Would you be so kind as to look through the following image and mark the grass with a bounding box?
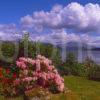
[0,76,100,100]
[64,76,100,100]
[51,76,100,100]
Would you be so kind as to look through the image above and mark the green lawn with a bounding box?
[64,76,100,100]
[0,76,100,100]
[51,76,100,100]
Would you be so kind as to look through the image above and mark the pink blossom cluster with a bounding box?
[15,55,64,92]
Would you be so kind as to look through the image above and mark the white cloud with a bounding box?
[0,24,16,33]
[0,2,100,47]
[0,24,22,41]
[21,2,100,33]
[21,15,34,28]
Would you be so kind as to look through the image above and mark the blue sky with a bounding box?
[0,0,99,24]
[0,0,100,47]
[0,0,66,24]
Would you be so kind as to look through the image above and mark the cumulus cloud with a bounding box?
[0,2,100,47]
[21,15,34,28]
[21,2,100,33]
[0,24,22,41]
[0,24,16,33]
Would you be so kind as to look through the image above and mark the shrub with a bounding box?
[15,55,64,94]
[88,64,100,81]
[59,53,87,77]
[71,63,87,76]
[84,58,100,81]
[0,55,65,97]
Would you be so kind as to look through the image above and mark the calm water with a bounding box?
[66,50,100,64]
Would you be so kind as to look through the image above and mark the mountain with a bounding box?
[56,42,89,51]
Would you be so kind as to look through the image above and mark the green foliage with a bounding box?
[0,42,15,58]
[0,42,15,57]
[0,41,17,66]
[0,39,61,68]
[59,53,87,77]
[84,58,100,81]
[18,40,36,58]
[71,63,87,76]
[84,57,96,70]
[88,64,100,81]
[66,53,77,65]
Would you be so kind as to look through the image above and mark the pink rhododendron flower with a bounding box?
[58,83,64,92]
[16,55,64,92]
[35,60,41,71]
[19,57,27,62]
[16,61,27,69]
[22,77,34,82]
[27,58,35,65]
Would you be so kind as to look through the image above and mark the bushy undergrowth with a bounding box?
[59,53,87,77]
[88,65,100,81]
[84,58,100,81]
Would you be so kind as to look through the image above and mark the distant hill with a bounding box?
[56,42,89,51]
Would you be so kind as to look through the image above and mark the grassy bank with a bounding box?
[51,76,100,100]
[64,76,100,100]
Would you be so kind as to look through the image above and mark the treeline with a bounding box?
[0,40,61,67]
[0,37,100,81]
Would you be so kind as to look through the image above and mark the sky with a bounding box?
[0,0,100,47]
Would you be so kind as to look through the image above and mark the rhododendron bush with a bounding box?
[0,55,64,98]
[16,55,64,93]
